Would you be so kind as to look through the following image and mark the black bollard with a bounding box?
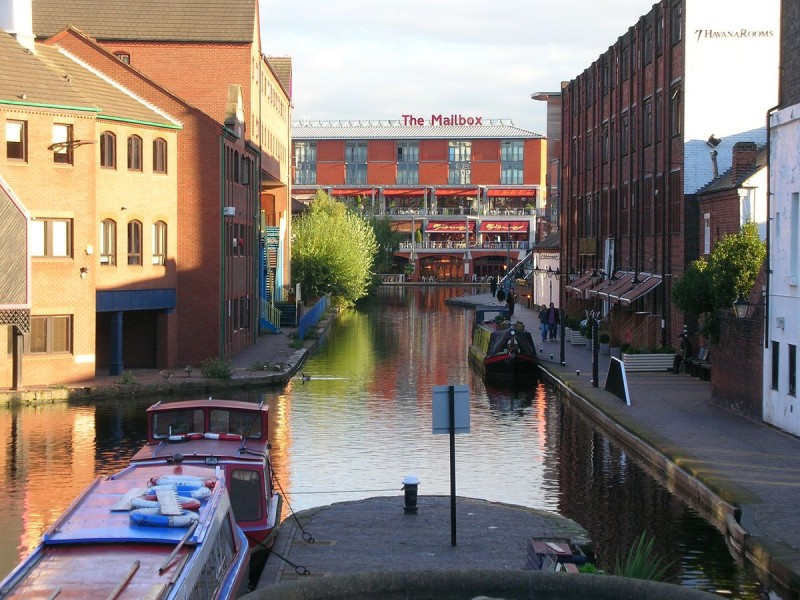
[402,475,419,514]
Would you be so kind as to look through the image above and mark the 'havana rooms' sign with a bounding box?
[402,114,483,126]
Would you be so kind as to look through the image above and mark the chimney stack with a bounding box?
[731,142,758,184]
[0,0,35,52]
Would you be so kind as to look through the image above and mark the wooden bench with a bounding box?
[686,347,711,381]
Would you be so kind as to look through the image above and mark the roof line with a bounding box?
[99,114,182,130]
[0,99,99,112]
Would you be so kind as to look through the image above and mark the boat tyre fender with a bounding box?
[148,475,216,489]
[132,495,202,511]
[203,432,242,441]
[147,484,212,501]
[167,432,204,442]
[130,507,199,528]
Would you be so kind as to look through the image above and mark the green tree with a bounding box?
[292,191,378,306]
[368,215,402,274]
[672,221,765,340]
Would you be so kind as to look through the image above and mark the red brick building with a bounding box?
[560,0,778,349]
[32,0,293,366]
[292,119,546,282]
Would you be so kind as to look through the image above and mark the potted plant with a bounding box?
[622,346,676,372]
[599,333,610,355]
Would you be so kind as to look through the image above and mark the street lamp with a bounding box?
[733,297,749,319]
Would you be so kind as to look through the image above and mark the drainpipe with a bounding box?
[220,133,226,360]
[765,103,779,350]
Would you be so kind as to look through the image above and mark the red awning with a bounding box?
[425,221,475,233]
[433,188,479,197]
[391,221,422,232]
[486,188,537,198]
[383,188,426,196]
[479,221,530,233]
[589,272,631,299]
[565,272,598,299]
[617,276,662,306]
[329,188,373,196]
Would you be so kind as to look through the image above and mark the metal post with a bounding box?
[592,318,599,387]
[560,308,566,366]
[448,385,457,546]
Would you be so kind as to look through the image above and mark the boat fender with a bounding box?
[148,475,216,489]
[203,432,242,441]
[167,432,204,442]
[147,484,212,501]
[132,495,202,511]
[130,507,199,528]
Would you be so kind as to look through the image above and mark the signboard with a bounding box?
[432,385,470,434]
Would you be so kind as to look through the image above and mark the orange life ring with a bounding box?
[203,432,242,441]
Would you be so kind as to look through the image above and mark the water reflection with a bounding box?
[0,286,776,598]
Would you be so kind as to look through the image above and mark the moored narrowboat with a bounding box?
[468,305,538,381]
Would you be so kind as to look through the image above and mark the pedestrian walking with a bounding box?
[547,302,560,341]
[490,275,497,298]
[673,332,693,374]
[496,286,506,303]
[538,304,548,342]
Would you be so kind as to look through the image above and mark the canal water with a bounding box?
[0,286,776,597]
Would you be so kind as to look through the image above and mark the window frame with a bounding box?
[52,123,74,165]
[153,138,167,174]
[6,120,27,161]
[28,315,72,354]
[127,220,143,266]
[31,218,72,258]
[127,135,143,171]
[152,220,167,265]
[100,131,116,169]
[100,218,117,265]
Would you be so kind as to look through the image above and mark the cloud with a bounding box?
[260,0,655,132]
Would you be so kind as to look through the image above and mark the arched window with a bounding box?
[153,138,167,174]
[127,220,142,265]
[100,219,116,265]
[152,220,167,265]
[127,135,142,171]
[100,131,116,168]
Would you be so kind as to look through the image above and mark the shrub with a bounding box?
[200,357,233,379]
[116,370,137,385]
[612,531,673,582]
[248,361,272,372]
[599,333,610,344]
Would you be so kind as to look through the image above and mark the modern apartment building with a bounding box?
[292,118,547,282]
[561,0,779,349]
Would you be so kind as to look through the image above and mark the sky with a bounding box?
[258,0,657,134]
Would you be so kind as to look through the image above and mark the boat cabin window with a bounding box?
[229,469,263,521]
[152,409,204,438]
[210,409,263,439]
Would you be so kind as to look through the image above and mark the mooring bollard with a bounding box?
[402,475,420,514]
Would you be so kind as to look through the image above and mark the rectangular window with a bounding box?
[100,219,116,265]
[31,218,71,257]
[669,171,682,233]
[704,214,711,254]
[790,344,797,397]
[643,98,653,147]
[448,141,471,184]
[294,142,317,185]
[28,315,72,354]
[621,45,629,81]
[345,141,367,185]
[127,220,142,266]
[396,141,419,185]
[670,86,682,137]
[6,120,26,161]
[630,106,637,153]
[656,13,664,55]
[772,341,780,390]
[671,2,682,45]
[601,126,610,164]
[644,26,653,65]
[152,221,167,265]
[500,140,523,184]
[52,124,73,164]
[655,92,663,143]
[153,138,167,174]
[620,113,629,156]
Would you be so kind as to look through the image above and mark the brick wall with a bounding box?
[781,0,800,107]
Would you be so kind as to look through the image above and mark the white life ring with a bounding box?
[203,432,242,441]
[148,475,216,489]
[167,432,204,442]
[147,484,212,501]
[132,495,202,511]
[130,507,199,528]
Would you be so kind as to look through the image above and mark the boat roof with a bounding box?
[130,438,267,463]
[147,398,267,413]
[44,463,224,546]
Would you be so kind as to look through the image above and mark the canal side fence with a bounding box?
[298,294,331,341]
